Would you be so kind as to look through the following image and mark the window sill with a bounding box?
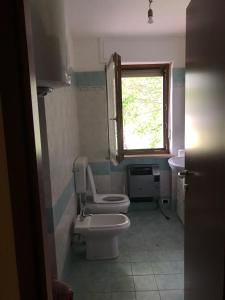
[124,153,172,159]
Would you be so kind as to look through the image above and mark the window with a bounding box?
[106,53,169,163]
[122,64,169,155]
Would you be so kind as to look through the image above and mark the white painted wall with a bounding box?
[73,38,103,71]
[101,37,185,67]
[71,36,185,71]
[171,83,185,155]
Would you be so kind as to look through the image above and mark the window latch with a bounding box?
[110,117,118,121]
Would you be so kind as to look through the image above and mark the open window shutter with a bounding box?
[106,53,124,163]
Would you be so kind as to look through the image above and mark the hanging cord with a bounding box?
[148,0,154,24]
[157,198,170,220]
[149,0,153,7]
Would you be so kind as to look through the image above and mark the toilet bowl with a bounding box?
[85,165,130,214]
[74,213,130,260]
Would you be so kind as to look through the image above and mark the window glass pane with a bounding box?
[122,76,164,150]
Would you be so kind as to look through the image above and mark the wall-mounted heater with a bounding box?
[127,164,160,202]
[31,0,71,89]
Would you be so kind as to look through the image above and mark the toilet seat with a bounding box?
[85,201,129,214]
[73,157,130,215]
[73,157,131,260]
[94,194,129,204]
[75,213,130,232]
[87,165,130,212]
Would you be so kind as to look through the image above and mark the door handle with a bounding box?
[110,117,117,121]
[178,169,194,179]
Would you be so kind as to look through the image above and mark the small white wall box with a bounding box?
[127,164,160,202]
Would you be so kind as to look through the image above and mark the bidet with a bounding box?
[74,213,130,260]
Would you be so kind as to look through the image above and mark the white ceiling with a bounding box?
[65,0,191,38]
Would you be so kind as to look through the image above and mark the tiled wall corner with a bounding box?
[76,87,109,161]
[173,68,185,87]
[55,195,76,277]
[42,86,80,278]
[110,171,127,194]
[93,174,111,194]
[90,159,171,199]
[160,170,171,199]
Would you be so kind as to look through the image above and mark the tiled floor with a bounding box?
[63,204,184,300]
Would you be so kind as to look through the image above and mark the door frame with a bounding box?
[1,0,54,299]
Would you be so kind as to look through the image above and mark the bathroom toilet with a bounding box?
[73,157,130,214]
[74,213,130,260]
[73,157,131,260]
[85,165,130,214]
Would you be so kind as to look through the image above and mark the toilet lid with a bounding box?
[102,196,125,202]
[87,165,97,195]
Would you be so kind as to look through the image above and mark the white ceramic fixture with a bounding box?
[74,213,130,260]
[168,155,185,224]
[168,156,185,173]
[73,157,130,214]
[86,165,130,214]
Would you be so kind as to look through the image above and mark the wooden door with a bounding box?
[185,1,225,299]
[0,1,54,299]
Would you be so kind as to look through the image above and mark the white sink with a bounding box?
[168,156,185,172]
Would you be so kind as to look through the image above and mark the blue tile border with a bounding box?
[71,69,185,88]
[110,158,170,172]
[89,161,111,175]
[89,158,170,175]
[52,176,75,229]
[71,69,184,88]
[173,68,185,85]
[71,71,106,88]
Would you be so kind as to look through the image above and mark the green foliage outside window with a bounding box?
[122,76,164,149]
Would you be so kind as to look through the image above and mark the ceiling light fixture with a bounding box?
[148,0,154,24]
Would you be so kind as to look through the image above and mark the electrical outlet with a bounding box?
[162,198,170,207]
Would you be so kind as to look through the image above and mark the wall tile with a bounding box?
[43,86,80,278]
[55,196,75,277]
[76,88,109,161]
[110,171,126,194]
[160,170,171,198]
[173,68,185,86]
[45,87,80,205]
[93,174,111,194]
[72,72,106,88]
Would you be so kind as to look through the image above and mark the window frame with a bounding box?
[121,63,170,156]
[106,53,124,163]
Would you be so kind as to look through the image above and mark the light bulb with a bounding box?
[148,8,153,24]
[148,15,153,24]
